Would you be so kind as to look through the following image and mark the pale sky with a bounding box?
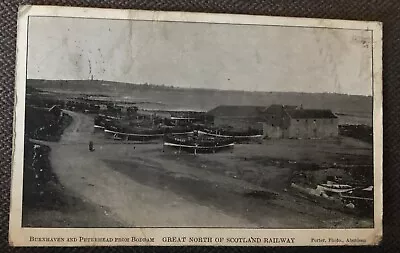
[27,16,373,96]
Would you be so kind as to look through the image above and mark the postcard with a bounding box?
[9,5,382,246]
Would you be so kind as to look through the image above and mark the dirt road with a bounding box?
[36,111,371,228]
[47,111,258,227]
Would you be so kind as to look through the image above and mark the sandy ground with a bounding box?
[28,111,373,228]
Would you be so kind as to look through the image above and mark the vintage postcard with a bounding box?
[9,5,382,246]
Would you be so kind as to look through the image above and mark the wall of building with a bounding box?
[262,124,290,138]
[262,106,292,138]
[263,106,291,129]
[288,118,339,139]
[213,117,263,131]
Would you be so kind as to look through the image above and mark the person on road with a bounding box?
[89,141,94,152]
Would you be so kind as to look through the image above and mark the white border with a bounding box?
[9,5,383,247]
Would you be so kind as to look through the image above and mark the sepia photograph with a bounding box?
[9,6,382,246]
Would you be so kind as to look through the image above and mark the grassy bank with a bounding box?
[22,107,70,226]
[25,106,73,142]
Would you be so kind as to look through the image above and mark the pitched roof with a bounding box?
[207,105,267,117]
[285,109,337,119]
[263,104,298,113]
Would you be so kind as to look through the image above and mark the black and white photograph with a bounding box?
[9,6,382,246]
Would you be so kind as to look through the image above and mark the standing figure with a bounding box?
[89,141,94,152]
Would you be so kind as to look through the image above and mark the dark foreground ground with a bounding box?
[22,112,122,227]
[22,111,373,228]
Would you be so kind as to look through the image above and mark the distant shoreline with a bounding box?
[26,79,373,98]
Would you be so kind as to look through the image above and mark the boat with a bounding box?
[316,182,355,194]
[163,133,235,153]
[94,124,105,130]
[93,115,119,131]
[340,186,374,211]
[103,126,194,141]
[197,129,262,142]
[104,128,166,141]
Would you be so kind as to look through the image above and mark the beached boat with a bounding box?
[103,125,194,141]
[163,133,234,153]
[94,124,105,130]
[316,182,355,194]
[104,128,165,141]
[340,186,374,211]
[94,114,120,130]
[197,129,262,142]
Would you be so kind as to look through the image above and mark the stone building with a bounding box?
[262,104,339,139]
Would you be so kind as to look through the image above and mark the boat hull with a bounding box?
[164,141,234,153]
[163,133,235,153]
[197,130,262,142]
[104,129,193,141]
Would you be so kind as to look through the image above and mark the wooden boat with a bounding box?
[94,115,118,130]
[197,129,262,142]
[104,127,193,141]
[163,133,234,153]
[94,124,105,130]
[340,186,374,208]
[104,128,165,141]
[317,183,355,194]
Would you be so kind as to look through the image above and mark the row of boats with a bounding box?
[97,127,238,153]
[94,117,262,153]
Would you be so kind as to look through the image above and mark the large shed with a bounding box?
[207,105,267,131]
